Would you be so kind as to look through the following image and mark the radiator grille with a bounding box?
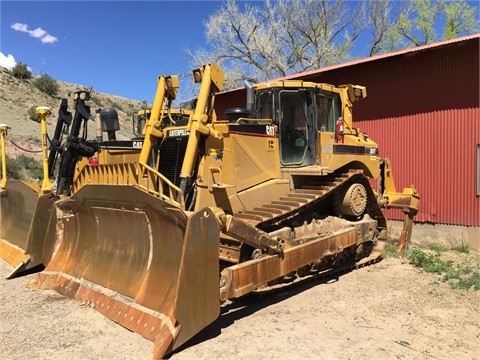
[158,137,193,206]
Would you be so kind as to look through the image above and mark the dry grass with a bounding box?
[0,67,144,160]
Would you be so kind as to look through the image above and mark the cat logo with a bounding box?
[132,141,143,149]
[266,125,275,136]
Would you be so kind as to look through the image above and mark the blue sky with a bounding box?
[1,1,479,104]
[1,0,223,102]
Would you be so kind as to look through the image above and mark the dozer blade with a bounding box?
[6,193,56,279]
[0,180,40,268]
[29,184,220,359]
[0,180,56,279]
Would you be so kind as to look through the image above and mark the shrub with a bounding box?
[15,154,43,180]
[1,155,43,181]
[5,155,22,179]
[28,106,39,122]
[409,249,453,274]
[454,243,470,254]
[33,73,59,97]
[409,248,480,291]
[11,62,32,79]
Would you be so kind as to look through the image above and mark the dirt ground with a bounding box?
[1,255,479,360]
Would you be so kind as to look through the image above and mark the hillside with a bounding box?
[0,67,145,161]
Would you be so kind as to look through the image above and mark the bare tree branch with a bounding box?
[185,0,479,90]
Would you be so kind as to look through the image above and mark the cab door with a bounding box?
[278,90,315,166]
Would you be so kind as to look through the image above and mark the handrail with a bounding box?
[234,117,273,125]
[71,160,185,209]
[137,161,185,208]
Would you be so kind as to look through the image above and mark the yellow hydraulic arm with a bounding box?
[138,75,179,165]
[35,106,53,194]
[179,64,224,193]
[0,123,10,189]
[1,107,53,193]
[0,107,57,277]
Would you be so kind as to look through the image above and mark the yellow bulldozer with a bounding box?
[0,109,58,276]
[0,84,196,279]
[8,64,418,359]
[1,93,149,278]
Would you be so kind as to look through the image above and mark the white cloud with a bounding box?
[40,34,58,44]
[0,52,16,70]
[11,23,28,32]
[11,22,58,44]
[30,27,47,39]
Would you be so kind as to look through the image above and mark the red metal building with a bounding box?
[214,34,480,227]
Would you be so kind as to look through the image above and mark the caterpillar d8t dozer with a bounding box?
[28,64,419,359]
[0,108,58,276]
[2,91,149,279]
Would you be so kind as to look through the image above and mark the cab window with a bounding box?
[316,94,341,132]
[256,91,274,120]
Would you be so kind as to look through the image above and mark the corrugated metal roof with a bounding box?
[280,33,480,81]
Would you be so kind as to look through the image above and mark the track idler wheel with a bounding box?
[337,183,367,218]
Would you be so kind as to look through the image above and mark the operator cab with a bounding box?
[255,86,341,166]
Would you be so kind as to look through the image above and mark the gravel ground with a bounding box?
[1,255,479,360]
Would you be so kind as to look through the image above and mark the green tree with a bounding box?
[395,0,442,46]
[366,0,413,56]
[396,0,478,46]
[441,0,479,40]
[11,62,32,80]
[33,73,59,97]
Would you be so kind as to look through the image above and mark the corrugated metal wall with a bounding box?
[356,107,479,225]
[351,40,480,226]
[215,38,480,226]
